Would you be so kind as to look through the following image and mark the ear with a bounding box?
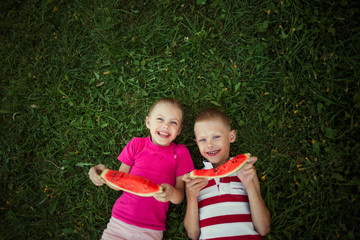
[145,116,150,129]
[229,130,236,143]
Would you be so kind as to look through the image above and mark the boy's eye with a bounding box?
[198,139,206,143]
[213,136,220,140]
[171,121,178,125]
[156,117,164,121]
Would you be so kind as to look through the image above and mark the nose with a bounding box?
[207,140,214,148]
[163,122,169,129]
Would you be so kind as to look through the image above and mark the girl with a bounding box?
[89,98,194,240]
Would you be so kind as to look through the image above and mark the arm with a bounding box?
[118,163,131,173]
[237,157,270,236]
[183,174,209,240]
[246,174,270,236]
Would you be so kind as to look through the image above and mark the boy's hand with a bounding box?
[154,183,174,202]
[236,156,258,187]
[88,164,106,186]
[182,174,208,198]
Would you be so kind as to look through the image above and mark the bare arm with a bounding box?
[183,174,208,240]
[237,157,270,236]
[118,163,131,173]
[246,175,270,235]
[183,185,201,239]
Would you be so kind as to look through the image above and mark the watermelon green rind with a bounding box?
[100,169,163,197]
[189,153,251,179]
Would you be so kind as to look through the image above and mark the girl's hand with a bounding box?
[236,156,258,188]
[88,164,106,186]
[154,184,174,202]
[182,174,208,198]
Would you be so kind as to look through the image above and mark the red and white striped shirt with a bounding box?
[198,161,262,240]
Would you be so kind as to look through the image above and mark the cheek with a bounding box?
[172,125,180,132]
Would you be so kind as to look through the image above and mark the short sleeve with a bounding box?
[117,138,137,167]
[174,145,194,177]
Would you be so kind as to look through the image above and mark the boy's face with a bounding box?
[194,119,236,168]
[146,102,182,146]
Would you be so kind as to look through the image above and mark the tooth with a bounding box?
[208,150,218,154]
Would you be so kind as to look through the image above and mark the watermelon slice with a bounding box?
[100,169,163,197]
[189,153,250,179]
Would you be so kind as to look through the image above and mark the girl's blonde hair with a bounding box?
[148,98,184,124]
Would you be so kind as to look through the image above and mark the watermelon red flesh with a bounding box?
[100,169,163,197]
[189,153,250,179]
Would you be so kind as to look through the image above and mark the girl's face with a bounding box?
[146,102,182,146]
[194,119,236,168]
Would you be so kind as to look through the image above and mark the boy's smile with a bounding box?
[207,150,220,157]
[194,119,236,168]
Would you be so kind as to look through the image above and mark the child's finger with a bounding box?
[154,191,166,199]
[243,166,256,175]
[94,176,105,186]
[187,178,208,192]
[154,184,172,202]
[98,176,106,185]
[154,194,167,202]
[198,179,209,189]
[182,173,191,182]
[187,178,207,186]
[88,167,106,186]
[243,162,254,171]
[247,156,258,164]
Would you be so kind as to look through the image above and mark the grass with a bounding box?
[1,0,359,239]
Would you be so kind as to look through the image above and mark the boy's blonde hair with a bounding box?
[148,98,184,124]
[194,107,231,131]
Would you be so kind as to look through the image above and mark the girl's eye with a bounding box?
[213,136,220,140]
[198,139,206,143]
[171,121,178,125]
[156,117,164,121]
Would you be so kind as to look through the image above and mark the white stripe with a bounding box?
[199,202,251,220]
[200,222,259,239]
[198,185,219,201]
[198,178,246,202]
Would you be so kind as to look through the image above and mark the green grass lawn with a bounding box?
[1,0,359,239]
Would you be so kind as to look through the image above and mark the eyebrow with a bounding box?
[155,114,180,122]
[195,132,206,139]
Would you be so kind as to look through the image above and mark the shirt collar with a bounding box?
[203,161,213,169]
[202,156,234,169]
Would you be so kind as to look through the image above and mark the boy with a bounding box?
[182,108,270,239]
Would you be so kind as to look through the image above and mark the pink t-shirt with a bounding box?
[111,137,194,231]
